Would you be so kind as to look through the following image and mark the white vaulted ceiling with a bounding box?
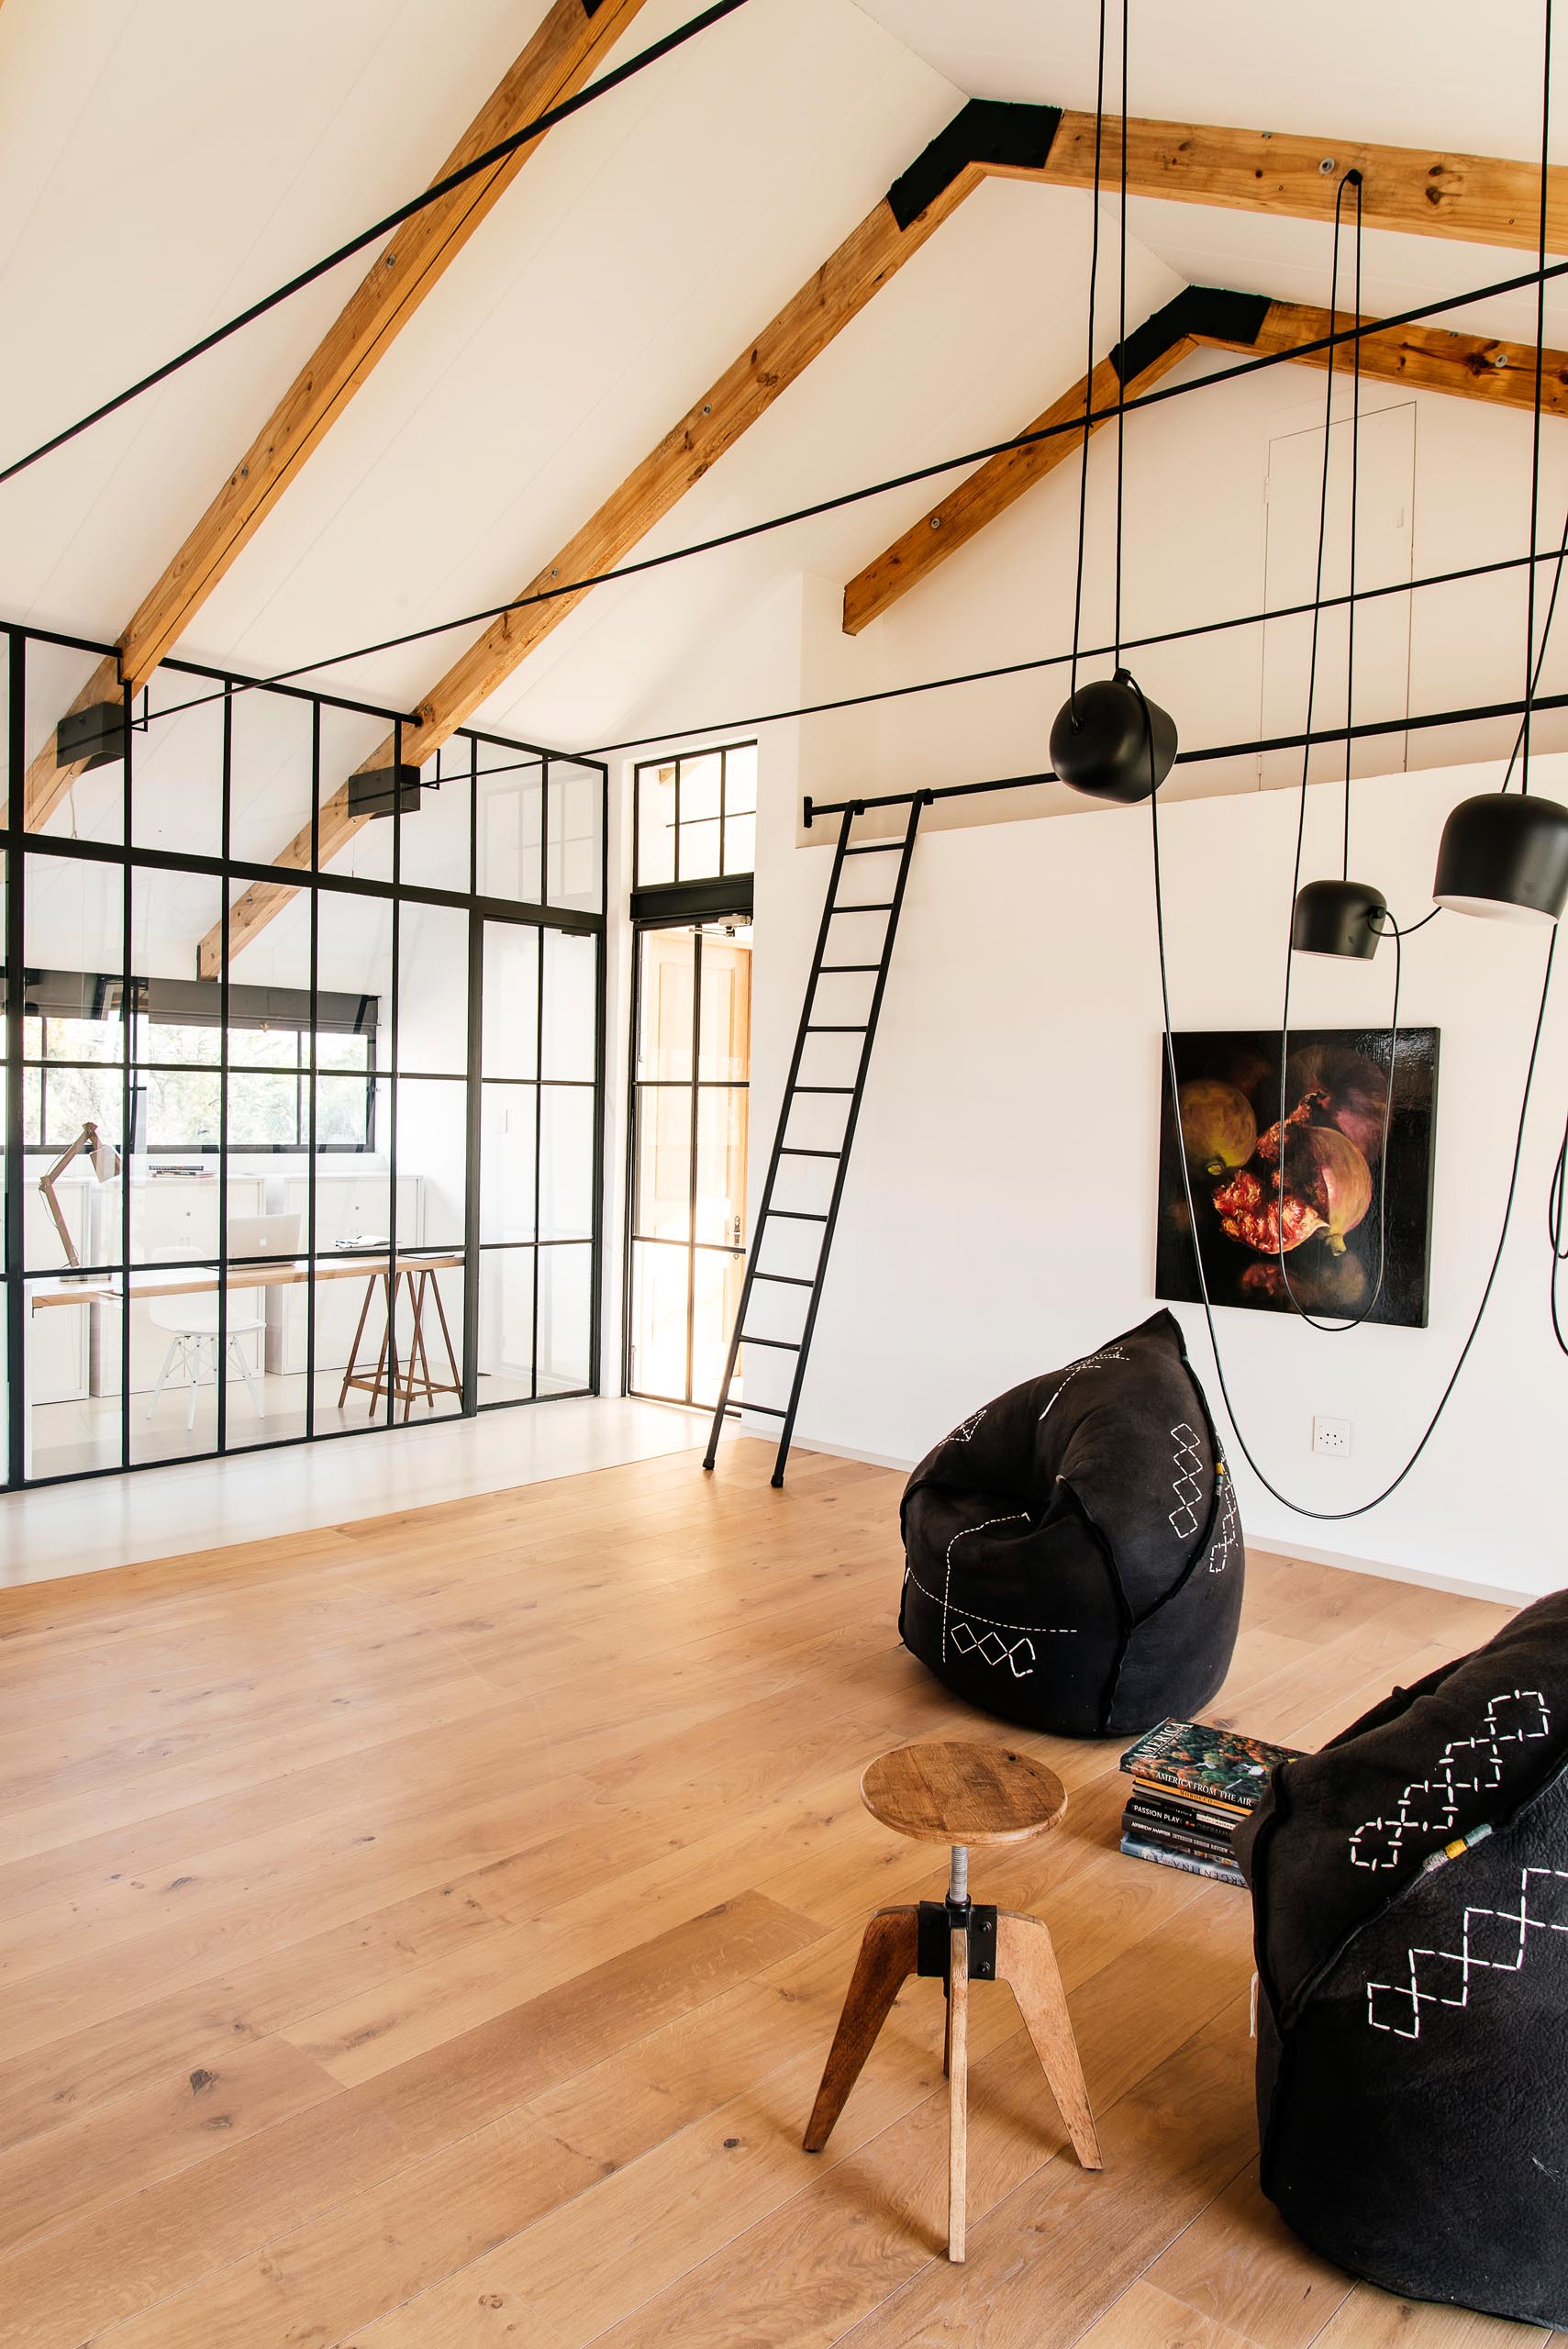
[0,0,1563,808]
[847,1,1550,159]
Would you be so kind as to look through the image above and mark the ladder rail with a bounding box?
[768,796,924,1485]
[701,805,857,1470]
[702,794,926,1485]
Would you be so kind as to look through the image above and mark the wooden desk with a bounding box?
[31,1253,465,1425]
[337,1262,462,1423]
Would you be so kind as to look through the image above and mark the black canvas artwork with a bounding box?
[1155,1028,1439,1329]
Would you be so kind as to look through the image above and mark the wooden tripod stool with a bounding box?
[803,1739,1102,2262]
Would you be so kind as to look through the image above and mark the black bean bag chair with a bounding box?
[898,1310,1243,1738]
[1237,1589,1568,2330]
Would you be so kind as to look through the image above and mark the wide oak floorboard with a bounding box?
[0,1438,1524,2348]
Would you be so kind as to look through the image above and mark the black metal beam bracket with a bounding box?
[1110,284,1273,384]
[886,100,1062,233]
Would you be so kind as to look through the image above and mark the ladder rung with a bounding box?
[707,791,922,1481]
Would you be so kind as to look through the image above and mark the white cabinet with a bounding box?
[23,1175,91,1405]
[88,1175,266,1396]
[265,1172,423,1375]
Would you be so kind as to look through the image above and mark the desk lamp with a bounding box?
[39,1121,120,1275]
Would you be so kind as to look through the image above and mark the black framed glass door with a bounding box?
[627,918,751,1409]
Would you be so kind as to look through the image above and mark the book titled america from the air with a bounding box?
[1119,1718,1301,1815]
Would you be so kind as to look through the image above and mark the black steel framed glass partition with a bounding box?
[632,741,757,891]
[2,619,607,1488]
[626,745,756,1412]
[625,912,753,1411]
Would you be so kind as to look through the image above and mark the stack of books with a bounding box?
[1118,1718,1302,1887]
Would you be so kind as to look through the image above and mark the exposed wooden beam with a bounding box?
[1039,112,1568,252]
[841,336,1197,638]
[201,102,1069,975]
[1191,299,1568,413]
[22,0,651,833]
[205,102,1568,969]
[841,294,1568,634]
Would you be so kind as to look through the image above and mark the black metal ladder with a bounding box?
[703,793,927,1486]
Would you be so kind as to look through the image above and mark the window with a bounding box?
[4,622,609,1494]
[633,743,756,891]
[21,976,375,1152]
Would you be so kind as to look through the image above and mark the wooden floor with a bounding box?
[0,1439,1554,2348]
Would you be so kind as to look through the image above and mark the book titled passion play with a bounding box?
[1122,1793,1238,1854]
[1119,1718,1302,1815]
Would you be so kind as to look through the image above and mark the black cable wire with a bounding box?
[1146,685,1559,1520]
[1523,0,1557,795]
[1273,169,1397,1337]
[1271,915,1402,1335]
[1113,0,1129,665]
[575,541,1568,761]
[1134,0,1566,1514]
[1549,1101,1568,1354]
[1505,500,1568,788]
[1344,172,1364,873]
[1278,172,1352,1068]
[0,0,754,494]
[1532,0,1568,1362]
[1068,0,1110,714]
[135,250,1568,723]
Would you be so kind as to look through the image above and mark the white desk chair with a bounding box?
[146,1212,301,1430]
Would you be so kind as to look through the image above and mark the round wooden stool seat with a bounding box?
[860,1739,1067,1848]
[806,1735,1099,2265]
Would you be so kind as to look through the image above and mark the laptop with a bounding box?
[227,1212,302,1268]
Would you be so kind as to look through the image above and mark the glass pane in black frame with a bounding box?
[2,629,606,1493]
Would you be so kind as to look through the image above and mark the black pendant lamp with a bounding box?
[1050,14,1180,812]
[1290,874,1387,959]
[1431,4,1568,927]
[1288,170,1388,962]
[1050,668,1177,803]
[1433,789,1568,923]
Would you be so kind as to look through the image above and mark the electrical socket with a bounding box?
[1313,1414,1352,1458]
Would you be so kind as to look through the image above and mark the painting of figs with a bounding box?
[1155,1028,1439,1328]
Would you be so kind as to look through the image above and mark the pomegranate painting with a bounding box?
[1178,1078,1257,1177]
[1155,1027,1439,1329]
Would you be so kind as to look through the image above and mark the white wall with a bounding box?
[740,740,1568,1601]
[591,350,1568,1606]
[778,355,1568,845]
[591,348,1568,1603]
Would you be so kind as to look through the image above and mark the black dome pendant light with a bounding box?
[1288,170,1389,962]
[1433,790,1568,921]
[1433,1,1568,923]
[1050,670,1176,800]
[1051,0,1177,804]
[1290,873,1388,959]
